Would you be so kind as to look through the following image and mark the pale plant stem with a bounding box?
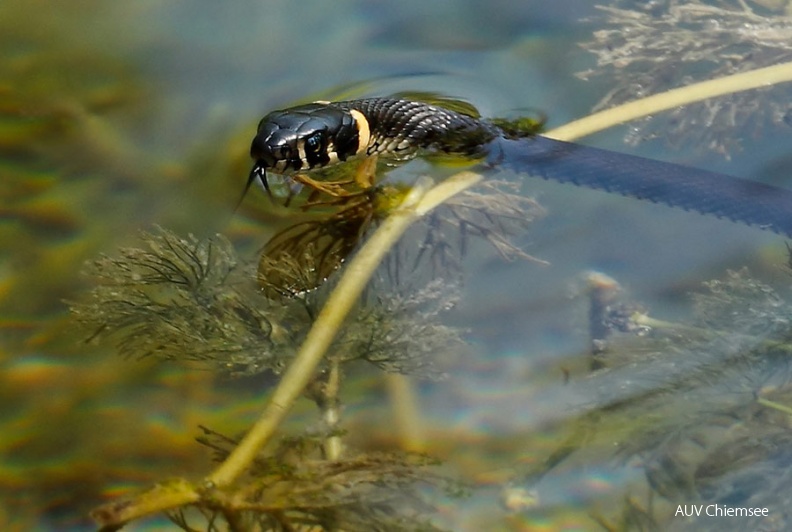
[322,357,343,461]
[385,373,426,452]
[756,396,792,416]
[546,60,792,142]
[206,171,483,488]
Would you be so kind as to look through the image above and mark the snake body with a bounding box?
[249,97,792,237]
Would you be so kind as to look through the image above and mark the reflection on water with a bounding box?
[3,0,792,530]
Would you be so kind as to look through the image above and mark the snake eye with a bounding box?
[304,132,324,154]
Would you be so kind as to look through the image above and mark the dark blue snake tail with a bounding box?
[487,136,792,238]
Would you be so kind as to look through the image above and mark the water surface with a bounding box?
[3,1,792,530]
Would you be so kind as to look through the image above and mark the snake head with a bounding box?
[250,103,363,176]
[250,119,303,173]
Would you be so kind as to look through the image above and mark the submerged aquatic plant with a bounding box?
[257,183,403,300]
[72,167,539,530]
[168,426,459,532]
[579,0,792,154]
[73,174,539,379]
[70,229,291,376]
[507,268,792,530]
[71,225,474,380]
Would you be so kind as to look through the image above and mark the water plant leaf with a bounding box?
[70,228,293,376]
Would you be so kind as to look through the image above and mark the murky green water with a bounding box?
[3,1,792,530]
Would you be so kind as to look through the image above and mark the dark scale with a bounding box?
[337,98,499,156]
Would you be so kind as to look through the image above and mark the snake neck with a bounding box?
[335,98,501,159]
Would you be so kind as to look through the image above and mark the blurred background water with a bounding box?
[3,0,792,530]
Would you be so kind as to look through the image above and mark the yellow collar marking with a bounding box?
[349,109,371,155]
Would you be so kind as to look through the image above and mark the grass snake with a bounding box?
[248,97,792,237]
